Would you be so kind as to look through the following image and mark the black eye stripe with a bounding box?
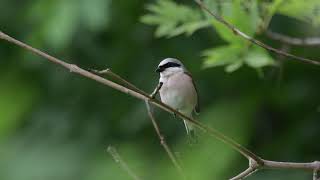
[159,62,181,69]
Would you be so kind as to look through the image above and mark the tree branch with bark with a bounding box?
[1,30,319,179]
[266,30,320,46]
[194,0,320,66]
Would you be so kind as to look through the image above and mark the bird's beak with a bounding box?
[155,67,162,73]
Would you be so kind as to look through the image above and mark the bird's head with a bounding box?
[156,58,186,77]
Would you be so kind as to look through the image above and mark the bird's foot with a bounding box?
[173,112,177,118]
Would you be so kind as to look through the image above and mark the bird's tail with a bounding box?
[183,119,197,143]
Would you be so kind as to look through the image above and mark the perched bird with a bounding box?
[155,58,199,138]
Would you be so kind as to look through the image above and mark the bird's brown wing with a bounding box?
[184,72,200,114]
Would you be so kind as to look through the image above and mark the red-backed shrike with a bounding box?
[155,58,199,137]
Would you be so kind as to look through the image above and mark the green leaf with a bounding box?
[203,44,275,72]
[267,0,285,15]
[244,46,275,68]
[254,0,284,31]
[208,0,261,43]
[202,44,244,69]
[277,0,320,26]
[225,61,243,72]
[169,21,212,37]
[141,0,210,38]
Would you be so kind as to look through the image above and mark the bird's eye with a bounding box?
[155,66,163,73]
[163,62,181,69]
[156,62,181,73]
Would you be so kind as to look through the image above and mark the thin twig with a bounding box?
[107,145,142,180]
[91,69,150,97]
[145,101,186,179]
[0,30,263,164]
[194,0,320,66]
[230,167,257,180]
[0,29,262,171]
[93,68,185,178]
[275,44,290,86]
[230,158,260,180]
[266,30,320,46]
[62,46,262,163]
[1,30,320,179]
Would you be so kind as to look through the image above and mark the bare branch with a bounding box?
[230,167,257,180]
[92,68,185,178]
[107,145,142,180]
[145,101,186,179]
[275,44,290,86]
[194,0,320,66]
[0,30,262,164]
[231,159,320,179]
[263,160,320,170]
[91,69,150,97]
[266,30,320,46]
[1,30,319,179]
[230,159,260,180]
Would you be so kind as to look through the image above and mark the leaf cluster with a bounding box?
[141,0,320,72]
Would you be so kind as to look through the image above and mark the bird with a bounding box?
[155,58,200,139]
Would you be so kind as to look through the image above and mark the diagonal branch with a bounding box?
[194,0,320,66]
[1,30,320,179]
[92,68,185,178]
[91,69,150,97]
[266,30,320,46]
[230,166,257,180]
[107,145,142,180]
[0,30,262,164]
[230,158,259,180]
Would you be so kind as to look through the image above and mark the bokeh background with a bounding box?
[0,0,319,179]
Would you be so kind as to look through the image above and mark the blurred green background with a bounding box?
[0,0,319,179]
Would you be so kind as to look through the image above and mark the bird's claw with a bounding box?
[150,93,156,99]
[173,112,177,118]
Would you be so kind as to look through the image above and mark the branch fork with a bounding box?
[1,30,319,179]
[194,0,320,66]
[92,68,185,178]
[230,158,261,180]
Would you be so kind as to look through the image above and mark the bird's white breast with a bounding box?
[159,72,197,115]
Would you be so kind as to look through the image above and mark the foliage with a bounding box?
[203,44,274,72]
[277,0,320,26]
[27,0,111,48]
[140,0,211,38]
[0,0,319,180]
[142,0,320,72]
